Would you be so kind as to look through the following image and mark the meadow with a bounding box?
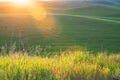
[0,1,120,53]
[0,1,120,80]
[0,51,120,80]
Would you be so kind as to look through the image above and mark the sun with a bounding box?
[0,0,53,2]
[10,0,31,6]
[13,0,30,3]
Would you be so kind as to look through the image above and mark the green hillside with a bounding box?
[0,2,120,53]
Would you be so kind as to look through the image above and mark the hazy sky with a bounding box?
[0,0,93,1]
[0,0,50,2]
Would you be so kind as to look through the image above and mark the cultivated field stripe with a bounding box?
[43,6,90,10]
[41,4,120,10]
[50,14,120,24]
[0,14,120,24]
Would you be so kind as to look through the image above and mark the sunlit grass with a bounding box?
[0,51,119,80]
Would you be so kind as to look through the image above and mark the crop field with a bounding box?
[0,51,120,80]
[0,1,120,53]
[0,1,120,80]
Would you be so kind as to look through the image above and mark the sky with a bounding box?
[0,0,52,1]
[0,0,95,1]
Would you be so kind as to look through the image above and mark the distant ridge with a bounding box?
[62,0,120,6]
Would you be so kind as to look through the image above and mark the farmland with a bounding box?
[0,1,120,80]
[0,1,120,53]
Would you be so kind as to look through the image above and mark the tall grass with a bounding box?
[0,51,119,80]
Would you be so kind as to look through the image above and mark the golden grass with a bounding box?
[0,51,120,80]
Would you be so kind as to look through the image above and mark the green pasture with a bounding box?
[0,2,120,53]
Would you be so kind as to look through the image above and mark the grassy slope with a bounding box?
[0,2,120,53]
[0,51,120,80]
